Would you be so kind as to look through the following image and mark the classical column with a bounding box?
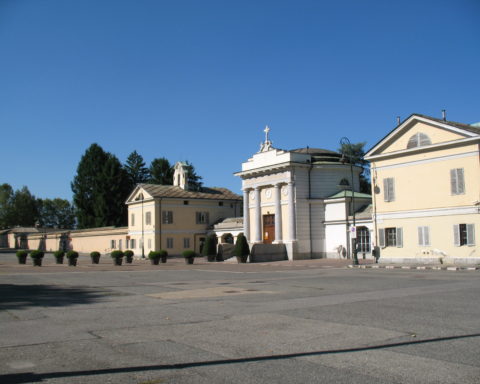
[274,184,282,243]
[255,187,262,242]
[243,189,250,242]
[287,181,296,241]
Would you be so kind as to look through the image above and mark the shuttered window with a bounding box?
[418,226,430,246]
[196,212,210,224]
[407,133,432,149]
[162,211,173,224]
[383,178,395,202]
[145,211,151,225]
[454,224,475,246]
[166,238,173,249]
[379,227,403,248]
[450,168,465,195]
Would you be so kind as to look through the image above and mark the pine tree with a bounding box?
[124,150,150,186]
[37,198,75,229]
[338,141,371,194]
[149,157,173,185]
[11,186,38,227]
[0,183,14,229]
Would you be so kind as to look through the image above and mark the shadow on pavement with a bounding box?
[0,284,105,311]
[2,332,479,383]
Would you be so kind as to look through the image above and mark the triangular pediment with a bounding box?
[366,114,479,159]
[125,185,154,204]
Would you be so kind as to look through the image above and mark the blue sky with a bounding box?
[1,0,479,200]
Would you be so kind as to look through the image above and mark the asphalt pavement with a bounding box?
[0,253,479,383]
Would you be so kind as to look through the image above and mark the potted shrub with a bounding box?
[202,234,217,262]
[30,250,45,267]
[66,250,79,266]
[234,234,250,263]
[124,250,134,264]
[53,250,65,264]
[159,249,168,263]
[148,251,161,265]
[16,250,28,265]
[90,251,101,264]
[111,250,124,266]
[182,250,196,265]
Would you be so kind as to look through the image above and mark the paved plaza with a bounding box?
[0,253,479,383]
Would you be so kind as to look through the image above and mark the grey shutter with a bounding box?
[450,169,457,194]
[467,224,475,246]
[379,228,385,247]
[205,212,210,224]
[424,226,430,246]
[453,224,460,246]
[389,178,395,201]
[383,179,389,202]
[457,169,465,194]
[169,211,173,224]
[418,227,424,246]
[396,227,403,248]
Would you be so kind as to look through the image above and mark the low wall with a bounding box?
[250,243,288,263]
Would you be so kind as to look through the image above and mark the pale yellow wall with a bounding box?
[377,214,479,260]
[383,122,466,154]
[372,146,480,213]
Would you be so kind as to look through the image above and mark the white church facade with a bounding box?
[235,128,373,261]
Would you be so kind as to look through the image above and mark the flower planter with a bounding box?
[161,255,167,263]
[67,258,77,266]
[236,255,248,263]
[33,258,42,267]
[185,257,194,265]
[55,256,64,264]
[125,255,133,264]
[150,258,160,265]
[17,255,27,264]
[113,257,123,266]
[91,254,100,264]
[206,255,216,262]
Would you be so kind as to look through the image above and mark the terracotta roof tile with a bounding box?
[139,184,242,201]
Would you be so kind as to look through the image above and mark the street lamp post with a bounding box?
[340,137,359,265]
[135,193,145,259]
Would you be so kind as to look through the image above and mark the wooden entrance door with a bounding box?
[263,214,275,244]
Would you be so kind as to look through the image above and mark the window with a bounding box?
[379,227,403,248]
[407,132,431,149]
[184,200,189,205]
[357,227,370,253]
[111,240,116,249]
[131,213,135,226]
[196,211,209,224]
[454,224,475,246]
[148,239,152,249]
[119,239,122,250]
[383,178,395,202]
[418,226,430,246]
[218,202,224,206]
[167,238,174,249]
[183,237,190,248]
[145,211,151,225]
[130,239,136,249]
[450,168,465,195]
[162,211,173,224]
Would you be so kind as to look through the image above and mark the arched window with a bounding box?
[407,133,431,149]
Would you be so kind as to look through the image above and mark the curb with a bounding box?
[348,265,480,271]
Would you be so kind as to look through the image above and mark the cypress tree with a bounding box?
[234,233,250,262]
[202,234,217,261]
[125,150,150,186]
[0,183,14,229]
[184,161,203,191]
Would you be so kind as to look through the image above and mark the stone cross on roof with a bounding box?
[259,125,273,152]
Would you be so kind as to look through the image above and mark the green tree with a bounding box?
[71,143,131,228]
[94,154,131,227]
[37,198,75,229]
[71,143,109,228]
[233,233,250,263]
[11,186,38,227]
[0,183,14,229]
[149,157,173,185]
[338,141,371,193]
[184,161,203,191]
[124,150,150,186]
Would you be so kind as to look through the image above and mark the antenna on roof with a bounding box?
[396,116,401,126]
[442,109,446,121]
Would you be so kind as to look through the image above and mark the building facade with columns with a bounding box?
[235,129,370,260]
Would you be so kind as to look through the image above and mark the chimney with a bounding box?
[396,116,401,126]
[442,109,446,121]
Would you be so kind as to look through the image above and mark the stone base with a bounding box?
[379,257,480,266]
[250,243,288,263]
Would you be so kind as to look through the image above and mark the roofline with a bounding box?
[365,114,479,157]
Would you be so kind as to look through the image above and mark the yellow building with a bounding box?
[126,162,242,257]
[365,113,480,264]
